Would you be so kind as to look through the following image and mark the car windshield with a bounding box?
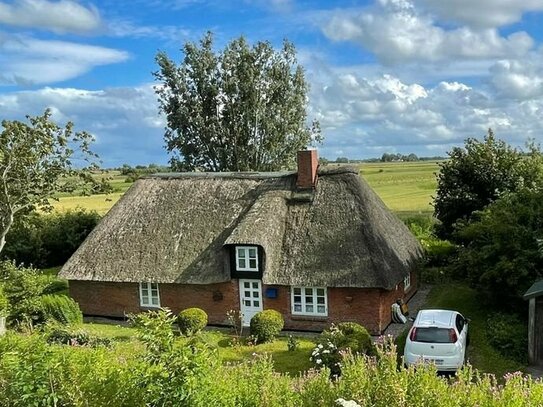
[413,327,454,343]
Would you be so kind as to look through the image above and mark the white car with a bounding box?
[404,309,469,372]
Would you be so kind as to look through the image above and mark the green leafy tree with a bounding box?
[154,32,321,172]
[0,110,97,253]
[433,129,543,238]
[454,188,543,310]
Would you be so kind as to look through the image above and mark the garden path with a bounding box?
[381,285,432,339]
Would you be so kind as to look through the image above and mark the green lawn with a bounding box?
[81,322,315,375]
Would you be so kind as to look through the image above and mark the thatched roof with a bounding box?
[59,166,422,289]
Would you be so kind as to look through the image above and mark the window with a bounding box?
[455,314,465,333]
[139,282,160,307]
[236,246,258,271]
[291,287,327,316]
[404,274,411,291]
[411,327,457,344]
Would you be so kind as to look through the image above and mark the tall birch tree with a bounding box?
[154,32,321,172]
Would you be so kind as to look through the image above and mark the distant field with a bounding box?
[51,171,130,215]
[358,161,440,216]
[51,161,441,216]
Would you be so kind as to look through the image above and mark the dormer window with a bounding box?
[236,246,258,271]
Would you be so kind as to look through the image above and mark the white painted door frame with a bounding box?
[239,279,263,326]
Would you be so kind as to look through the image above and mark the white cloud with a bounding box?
[490,57,543,100]
[0,34,129,85]
[107,20,190,43]
[322,0,534,64]
[415,0,543,28]
[0,0,101,34]
[0,85,167,167]
[309,68,543,159]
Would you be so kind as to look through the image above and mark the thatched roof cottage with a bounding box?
[60,150,423,334]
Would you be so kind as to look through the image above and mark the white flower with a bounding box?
[335,399,361,407]
[322,349,330,354]
[316,359,322,365]
[318,344,323,349]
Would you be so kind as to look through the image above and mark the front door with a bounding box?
[239,279,263,326]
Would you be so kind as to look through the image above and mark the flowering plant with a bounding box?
[310,340,341,375]
[310,322,374,376]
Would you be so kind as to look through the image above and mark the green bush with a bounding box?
[406,216,457,267]
[178,307,208,336]
[44,324,111,347]
[2,209,100,268]
[486,313,528,363]
[313,322,374,375]
[42,278,69,295]
[323,322,373,354]
[2,262,52,327]
[0,286,8,315]
[420,266,451,284]
[40,294,83,325]
[425,239,457,267]
[250,309,284,343]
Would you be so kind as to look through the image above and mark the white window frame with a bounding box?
[404,274,411,291]
[291,286,328,316]
[235,246,259,272]
[139,282,160,308]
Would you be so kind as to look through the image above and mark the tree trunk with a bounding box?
[0,212,14,254]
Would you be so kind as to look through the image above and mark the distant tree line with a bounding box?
[115,164,171,183]
[318,154,446,164]
[380,153,419,162]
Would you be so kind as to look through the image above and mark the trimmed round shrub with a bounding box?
[178,307,208,336]
[40,294,83,325]
[321,322,374,355]
[337,322,373,354]
[250,309,284,343]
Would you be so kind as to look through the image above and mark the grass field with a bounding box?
[51,161,441,216]
[358,161,439,216]
[51,171,130,215]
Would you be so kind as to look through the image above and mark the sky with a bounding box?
[1,0,543,167]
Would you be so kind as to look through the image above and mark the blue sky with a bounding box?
[1,0,543,166]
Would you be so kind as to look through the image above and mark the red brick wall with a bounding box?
[296,150,318,189]
[261,285,383,333]
[70,271,417,334]
[69,280,239,325]
[378,269,419,333]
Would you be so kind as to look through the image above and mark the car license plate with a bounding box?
[423,358,444,365]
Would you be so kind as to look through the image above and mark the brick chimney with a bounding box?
[296,149,318,189]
